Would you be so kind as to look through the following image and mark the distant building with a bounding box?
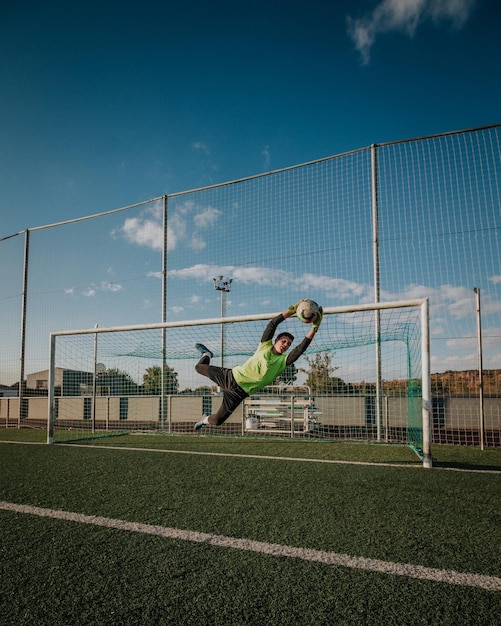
[0,384,17,397]
[26,368,93,396]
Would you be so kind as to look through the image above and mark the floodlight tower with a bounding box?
[213,276,233,368]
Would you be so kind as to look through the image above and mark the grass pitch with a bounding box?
[0,430,500,625]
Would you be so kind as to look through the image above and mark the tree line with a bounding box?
[13,354,498,397]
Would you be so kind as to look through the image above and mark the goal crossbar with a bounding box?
[48,299,428,336]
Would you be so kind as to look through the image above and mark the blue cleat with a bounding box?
[194,414,210,431]
[195,343,214,359]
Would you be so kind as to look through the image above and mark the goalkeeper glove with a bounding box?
[312,307,323,333]
[287,300,303,316]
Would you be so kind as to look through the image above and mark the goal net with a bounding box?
[48,299,431,466]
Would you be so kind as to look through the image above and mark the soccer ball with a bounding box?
[296,299,320,324]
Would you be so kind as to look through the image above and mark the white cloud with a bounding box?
[116,200,222,253]
[113,202,166,250]
[176,200,195,216]
[167,264,287,288]
[192,141,210,156]
[80,282,123,298]
[120,215,164,251]
[163,263,501,328]
[193,207,222,229]
[347,0,476,64]
[298,272,370,301]
[431,352,477,371]
[262,145,271,170]
[382,283,484,319]
[167,264,372,301]
[100,281,123,293]
[190,235,207,251]
[446,337,476,349]
[232,266,291,285]
[168,212,187,246]
[167,263,501,331]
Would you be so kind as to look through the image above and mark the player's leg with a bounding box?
[194,342,215,379]
[207,371,248,426]
[195,343,214,359]
[194,343,228,430]
[195,389,247,430]
[194,366,248,430]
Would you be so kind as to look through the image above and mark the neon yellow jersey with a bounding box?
[232,340,287,395]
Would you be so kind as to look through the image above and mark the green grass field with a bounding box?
[1,429,500,625]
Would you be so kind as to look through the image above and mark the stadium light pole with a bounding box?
[473,288,485,450]
[213,276,233,368]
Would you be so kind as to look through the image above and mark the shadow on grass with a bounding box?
[432,460,501,472]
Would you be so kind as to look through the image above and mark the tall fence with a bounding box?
[1,124,500,445]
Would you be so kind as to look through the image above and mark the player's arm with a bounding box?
[260,313,286,342]
[285,306,323,364]
[286,336,312,365]
[260,302,301,342]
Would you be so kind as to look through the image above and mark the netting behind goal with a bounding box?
[48,299,431,464]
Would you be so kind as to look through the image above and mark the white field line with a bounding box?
[64,442,423,468]
[64,442,501,474]
[1,440,501,473]
[1,500,500,592]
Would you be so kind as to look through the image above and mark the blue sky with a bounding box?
[1,0,499,237]
[1,0,500,387]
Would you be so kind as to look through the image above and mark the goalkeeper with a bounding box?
[193,301,323,431]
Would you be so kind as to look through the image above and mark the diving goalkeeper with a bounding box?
[193,301,323,431]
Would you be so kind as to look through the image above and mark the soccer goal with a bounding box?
[47,298,431,467]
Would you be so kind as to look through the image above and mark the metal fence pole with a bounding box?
[161,195,169,430]
[18,229,30,427]
[47,333,56,444]
[371,145,382,441]
[421,299,432,468]
[473,288,485,450]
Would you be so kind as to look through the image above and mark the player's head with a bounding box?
[273,332,294,354]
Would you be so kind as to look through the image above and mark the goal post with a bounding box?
[47,298,431,467]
